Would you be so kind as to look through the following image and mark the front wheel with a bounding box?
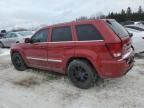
[67,60,98,89]
[12,53,27,71]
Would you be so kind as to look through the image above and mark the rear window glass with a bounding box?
[107,20,129,38]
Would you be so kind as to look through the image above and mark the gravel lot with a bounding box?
[0,48,144,108]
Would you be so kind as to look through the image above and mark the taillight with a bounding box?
[106,43,122,59]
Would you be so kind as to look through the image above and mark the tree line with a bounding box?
[76,6,144,23]
[107,6,144,22]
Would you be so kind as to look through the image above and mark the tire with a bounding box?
[67,60,97,89]
[11,52,27,71]
[0,42,4,48]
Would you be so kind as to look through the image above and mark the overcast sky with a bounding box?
[0,0,143,27]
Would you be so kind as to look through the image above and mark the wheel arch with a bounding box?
[11,49,21,56]
[11,49,28,66]
[65,57,99,76]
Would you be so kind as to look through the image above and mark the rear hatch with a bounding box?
[106,20,132,57]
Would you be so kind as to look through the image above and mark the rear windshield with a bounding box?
[107,20,129,38]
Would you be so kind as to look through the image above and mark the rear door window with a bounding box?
[52,27,72,42]
[76,24,103,41]
[107,20,129,38]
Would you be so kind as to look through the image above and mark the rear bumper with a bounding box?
[99,49,134,78]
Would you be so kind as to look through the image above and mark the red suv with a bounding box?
[11,19,134,89]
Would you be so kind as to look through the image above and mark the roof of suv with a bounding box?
[42,19,115,29]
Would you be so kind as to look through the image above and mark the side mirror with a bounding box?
[129,33,133,38]
[25,38,31,43]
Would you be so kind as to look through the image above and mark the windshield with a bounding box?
[107,20,129,38]
[125,25,144,31]
[18,31,33,36]
[125,27,140,32]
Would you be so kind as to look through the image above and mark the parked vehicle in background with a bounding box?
[125,25,144,31]
[11,19,134,89]
[141,21,144,25]
[126,27,144,53]
[0,30,7,39]
[0,33,6,39]
[120,21,134,26]
[134,21,144,25]
[0,31,33,48]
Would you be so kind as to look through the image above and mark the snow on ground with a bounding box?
[0,48,144,108]
[0,48,10,56]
